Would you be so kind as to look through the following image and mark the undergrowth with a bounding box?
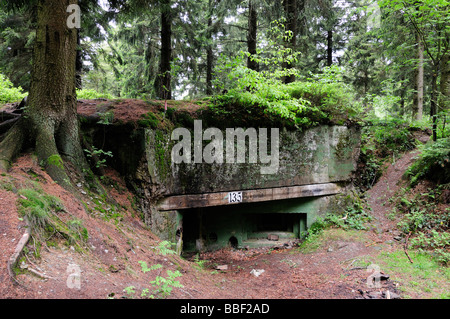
[17,187,89,253]
[300,193,372,251]
[389,186,450,266]
[0,73,26,104]
[355,117,419,191]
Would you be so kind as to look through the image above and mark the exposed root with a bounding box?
[7,217,32,285]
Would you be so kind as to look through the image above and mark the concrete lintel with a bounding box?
[157,183,342,211]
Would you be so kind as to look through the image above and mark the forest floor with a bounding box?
[0,101,448,301]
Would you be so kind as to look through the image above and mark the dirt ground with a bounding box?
[0,101,443,302]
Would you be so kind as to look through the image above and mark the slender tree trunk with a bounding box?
[416,33,424,121]
[247,0,259,72]
[155,0,172,100]
[431,67,439,141]
[327,30,333,67]
[440,51,450,111]
[282,0,300,84]
[206,13,213,95]
[0,0,86,189]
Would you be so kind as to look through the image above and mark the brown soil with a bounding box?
[77,98,203,124]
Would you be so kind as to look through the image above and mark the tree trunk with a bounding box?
[206,13,213,95]
[76,31,83,89]
[327,30,333,67]
[155,0,172,100]
[431,67,438,141]
[282,0,299,84]
[416,33,424,121]
[247,0,259,72]
[440,51,449,111]
[0,0,86,189]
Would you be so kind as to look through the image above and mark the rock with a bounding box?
[374,273,390,281]
[367,291,383,299]
[250,269,265,277]
[267,234,279,241]
[384,290,400,299]
[216,265,228,271]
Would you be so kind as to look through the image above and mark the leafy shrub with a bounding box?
[124,260,183,299]
[324,199,373,231]
[391,187,450,265]
[76,88,115,100]
[406,138,450,186]
[0,73,26,104]
[212,23,359,129]
[355,117,417,190]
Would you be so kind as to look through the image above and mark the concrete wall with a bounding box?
[144,125,361,196]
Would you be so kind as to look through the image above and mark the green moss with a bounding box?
[47,154,64,169]
[154,130,171,180]
[138,112,160,129]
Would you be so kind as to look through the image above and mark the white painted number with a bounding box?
[228,192,243,203]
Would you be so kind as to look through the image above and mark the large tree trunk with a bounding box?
[155,0,172,100]
[247,0,259,72]
[0,0,86,189]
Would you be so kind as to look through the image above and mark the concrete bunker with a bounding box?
[80,118,361,253]
[157,183,344,252]
[180,201,309,252]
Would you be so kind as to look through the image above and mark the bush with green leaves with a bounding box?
[76,88,115,100]
[212,21,359,129]
[355,116,417,190]
[406,137,450,186]
[0,73,26,104]
[390,187,450,265]
[124,261,183,299]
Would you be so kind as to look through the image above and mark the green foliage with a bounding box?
[125,261,183,299]
[213,56,358,128]
[138,112,160,128]
[76,88,115,100]
[390,186,450,265]
[66,218,89,243]
[154,240,177,256]
[406,138,450,186]
[84,146,113,169]
[356,117,417,190]
[0,73,26,104]
[324,201,373,231]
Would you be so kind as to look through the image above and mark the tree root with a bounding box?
[7,217,32,285]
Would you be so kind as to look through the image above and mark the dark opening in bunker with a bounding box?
[180,198,310,252]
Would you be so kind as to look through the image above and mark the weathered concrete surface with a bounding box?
[144,125,361,196]
[158,183,342,211]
